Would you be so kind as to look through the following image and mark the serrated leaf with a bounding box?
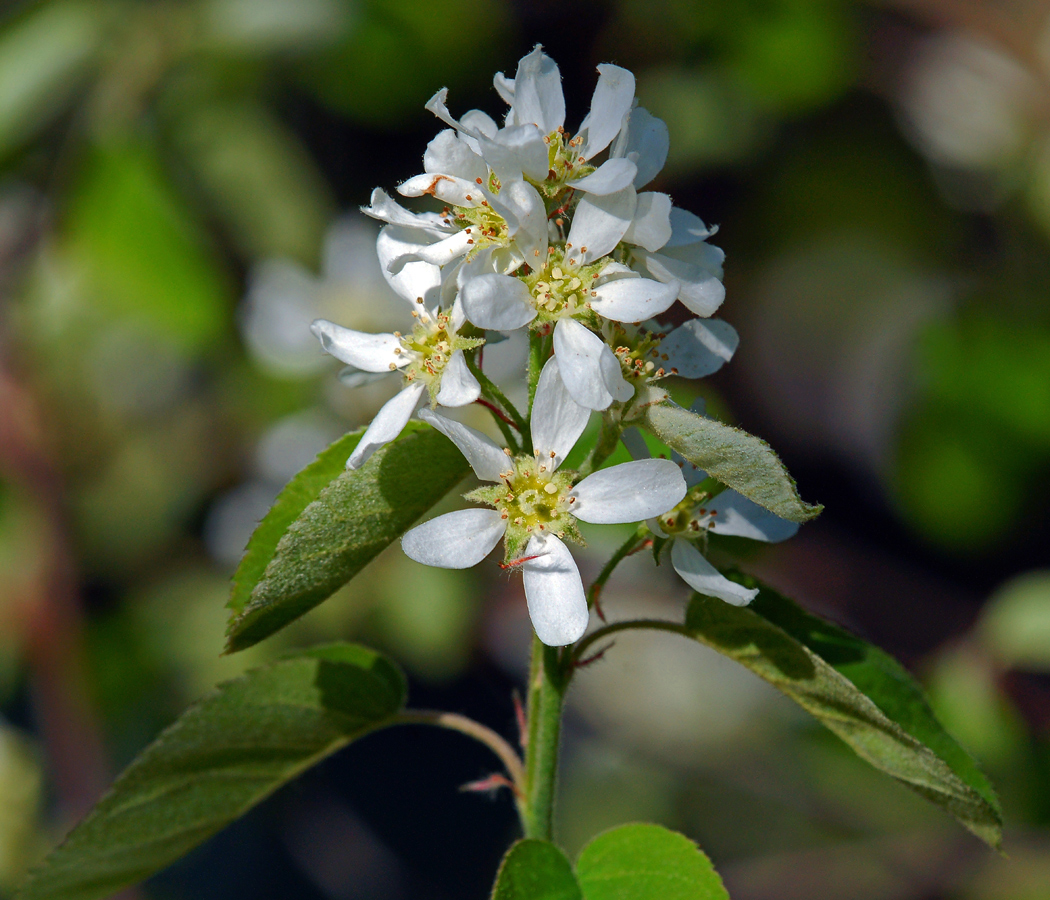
[226,423,470,652]
[576,823,728,900]
[491,840,582,900]
[17,644,406,900]
[640,400,821,522]
[685,578,1002,847]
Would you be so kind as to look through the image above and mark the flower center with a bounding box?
[608,323,673,383]
[657,486,718,536]
[396,310,482,400]
[446,201,510,255]
[464,453,581,561]
[522,247,606,325]
[529,127,596,199]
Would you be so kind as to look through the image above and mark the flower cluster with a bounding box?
[313,47,783,645]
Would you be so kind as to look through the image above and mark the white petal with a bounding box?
[434,350,481,407]
[418,408,508,483]
[493,71,515,106]
[522,534,589,646]
[671,541,758,606]
[347,382,425,469]
[570,157,638,195]
[641,250,725,317]
[402,509,507,569]
[362,188,452,235]
[615,107,669,188]
[511,46,565,134]
[590,275,680,322]
[552,319,632,410]
[490,180,548,261]
[478,124,549,183]
[403,229,473,266]
[665,207,718,248]
[424,129,487,183]
[461,273,537,331]
[707,491,800,543]
[425,88,466,132]
[622,192,672,252]
[531,356,590,469]
[376,226,443,310]
[659,318,739,378]
[311,320,404,372]
[398,173,486,207]
[566,187,637,265]
[338,366,388,389]
[578,64,636,159]
[461,109,498,138]
[570,458,686,524]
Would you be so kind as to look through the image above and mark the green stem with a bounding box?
[587,524,649,611]
[526,331,550,419]
[577,413,623,478]
[393,710,526,797]
[521,635,569,840]
[466,354,528,435]
[572,618,691,664]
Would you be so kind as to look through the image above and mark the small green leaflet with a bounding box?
[490,826,727,900]
[491,840,582,900]
[640,400,822,523]
[17,644,406,900]
[686,575,1003,847]
[576,823,729,900]
[226,423,470,652]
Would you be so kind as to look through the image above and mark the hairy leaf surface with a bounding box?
[226,423,470,652]
[18,644,406,900]
[640,400,821,522]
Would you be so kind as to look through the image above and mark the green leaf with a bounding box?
[639,400,821,522]
[684,576,1002,847]
[576,823,728,900]
[491,840,582,900]
[17,643,406,900]
[226,423,470,652]
[64,138,230,353]
[0,0,105,160]
[228,427,366,617]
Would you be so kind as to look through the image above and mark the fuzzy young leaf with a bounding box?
[226,423,470,652]
[640,400,821,522]
[17,644,406,900]
[491,840,582,900]
[685,579,1002,847]
[575,823,728,900]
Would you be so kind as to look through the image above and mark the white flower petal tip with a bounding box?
[347,382,426,469]
[531,357,590,470]
[570,158,638,195]
[552,318,632,411]
[522,534,589,646]
[578,64,636,160]
[434,351,481,407]
[418,409,507,483]
[570,458,687,524]
[707,491,800,543]
[670,541,759,607]
[589,276,680,323]
[660,318,739,379]
[510,46,566,134]
[310,319,404,372]
[402,509,507,569]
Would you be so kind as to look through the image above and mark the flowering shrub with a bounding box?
[19,47,1001,900]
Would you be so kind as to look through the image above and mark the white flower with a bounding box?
[312,224,483,469]
[622,427,798,606]
[401,358,687,645]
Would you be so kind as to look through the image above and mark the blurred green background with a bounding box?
[1,0,1049,897]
